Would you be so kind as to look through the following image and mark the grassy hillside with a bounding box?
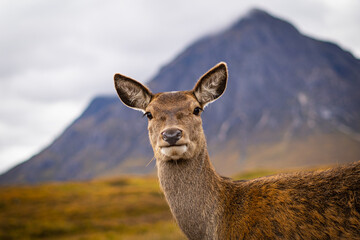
[0,177,185,240]
[210,132,360,176]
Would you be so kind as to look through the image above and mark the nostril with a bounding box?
[162,128,182,145]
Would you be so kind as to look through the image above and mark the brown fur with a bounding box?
[114,62,360,239]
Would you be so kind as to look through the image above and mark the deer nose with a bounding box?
[161,128,182,146]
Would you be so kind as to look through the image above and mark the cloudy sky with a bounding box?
[0,0,359,174]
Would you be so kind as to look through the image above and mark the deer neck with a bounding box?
[157,147,223,239]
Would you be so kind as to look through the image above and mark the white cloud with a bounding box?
[0,0,359,174]
[0,96,88,173]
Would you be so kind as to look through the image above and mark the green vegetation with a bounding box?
[0,170,279,239]
[233,169,278,180]
[0,177,185,240]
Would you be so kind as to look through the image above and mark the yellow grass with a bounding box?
[0,177,186,240]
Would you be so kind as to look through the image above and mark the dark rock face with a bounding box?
[2,9,360,184]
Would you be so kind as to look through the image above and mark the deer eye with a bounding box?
[193,107,203,116]
[143,112,153,120]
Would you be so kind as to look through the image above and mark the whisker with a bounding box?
[146,156,156,167]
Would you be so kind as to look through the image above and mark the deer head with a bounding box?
[114,62,227,162]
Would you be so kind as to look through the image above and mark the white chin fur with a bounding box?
[160,145,187,159]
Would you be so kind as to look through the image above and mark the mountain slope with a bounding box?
[1,9,360,184]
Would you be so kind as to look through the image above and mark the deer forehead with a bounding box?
[147,91,199,113]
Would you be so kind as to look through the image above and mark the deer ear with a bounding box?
[193,62,228,107]
[114,73,153,112]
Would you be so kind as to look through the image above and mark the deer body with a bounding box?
[114,62,360,239]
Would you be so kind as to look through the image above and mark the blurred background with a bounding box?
[0,0,360,239]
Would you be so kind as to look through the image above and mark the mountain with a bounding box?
[1,9,360,185]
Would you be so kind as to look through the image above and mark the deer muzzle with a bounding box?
[161,128,183,146]
[160,128,188,159]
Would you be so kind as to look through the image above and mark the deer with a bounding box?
[114,62,360,239]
